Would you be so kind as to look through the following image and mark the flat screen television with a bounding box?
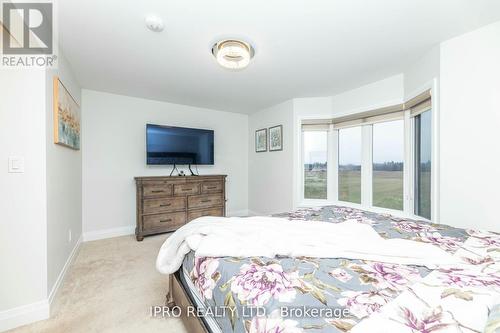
[146,124,214,165]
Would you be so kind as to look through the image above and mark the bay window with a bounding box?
[301,90,434,220]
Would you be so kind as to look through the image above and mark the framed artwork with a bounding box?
[53,77,81,150]
[269,125,283,151]
[255,128,267,152]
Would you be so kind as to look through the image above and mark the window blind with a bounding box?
[300,89,431,130]
[301,119,333,131]
[409,99,432,116]
[333,109,405,129]
[406,89,432,116]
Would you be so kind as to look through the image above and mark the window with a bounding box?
[303,131,328,199]
[338,127,361,204]
[372,120,404,210]
[300,91,433,220]
[414,110,432,219]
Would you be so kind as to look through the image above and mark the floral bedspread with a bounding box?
[182,205,500,333]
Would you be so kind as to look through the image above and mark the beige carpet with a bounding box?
[9,234,187,333]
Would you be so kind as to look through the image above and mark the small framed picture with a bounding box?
[255,128,267,152]
[269,125,283,151]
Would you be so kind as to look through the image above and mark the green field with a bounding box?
[338,170,362,204]
[372,171,403,210]
[304,170,328,199]
[416,171,431,219]
[304,169,431,216]
[305,170,407,211]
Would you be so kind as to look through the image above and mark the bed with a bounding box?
[162,205,500,333]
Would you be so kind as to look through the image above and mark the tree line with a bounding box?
[306,161,414,172]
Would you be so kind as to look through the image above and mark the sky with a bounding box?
[304,131,327,164]
[304,118,432,164]
[372,120,404,164]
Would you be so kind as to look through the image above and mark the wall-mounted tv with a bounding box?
[146,124,214,165]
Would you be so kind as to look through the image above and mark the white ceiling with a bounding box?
[59,0,500,114]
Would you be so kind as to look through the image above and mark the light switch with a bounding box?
[8,156,24,173]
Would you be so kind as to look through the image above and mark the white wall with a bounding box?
[82,90,248,237]
[45,53,82,295]
[439,21,500,231]
[404,46,440,99]
[248,100,294,215]
[294,97,333,118]
[331,74,404,116]
[0,69,48,328]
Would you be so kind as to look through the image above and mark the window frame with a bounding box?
[410,105,433,220]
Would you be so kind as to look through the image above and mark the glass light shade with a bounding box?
[212,40,254,70]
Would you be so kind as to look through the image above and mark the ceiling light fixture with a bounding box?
[211,39,255,70]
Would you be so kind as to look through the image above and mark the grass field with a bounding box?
[304,170,328,199]
[338,170,362,204]
[304,169,431,216]
[305,170,405,211]
[417,170,431,219]
[372,171,403,210]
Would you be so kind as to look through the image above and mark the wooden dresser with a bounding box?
[135,175,227,241]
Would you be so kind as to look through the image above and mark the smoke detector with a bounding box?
[145,15,164,32]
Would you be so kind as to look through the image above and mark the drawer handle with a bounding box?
[160,203,171,207]
[201,199,211,203]
[160,219,172,223]
[181,188,193,191]
[151,190,164,193]
[207,186,217,189]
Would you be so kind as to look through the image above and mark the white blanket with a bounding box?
[156,216,461,274]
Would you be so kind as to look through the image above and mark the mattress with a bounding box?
[180,251,223,333]
[178,205,499,333]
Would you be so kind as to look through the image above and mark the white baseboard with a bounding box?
[48,235,82,306]
[0,235,84,332]
[82,212,253,242]
[82,211,253,242]
[0,300,49,332]
[247,210,264,216]
[226,209,250,217]
[83,226,135,242]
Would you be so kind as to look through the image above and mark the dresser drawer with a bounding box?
[201,182,223,194]
[143,212,186,231]
[143,184,173,198]
[188,208,224,221]
[136,175,226,241]
[143,197,185,214]
[188,194,224,210]
[174,183,200,196]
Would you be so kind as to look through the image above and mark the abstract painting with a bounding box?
[269,125,283,151]
[53,77,80,150]
[255,128,267,152]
